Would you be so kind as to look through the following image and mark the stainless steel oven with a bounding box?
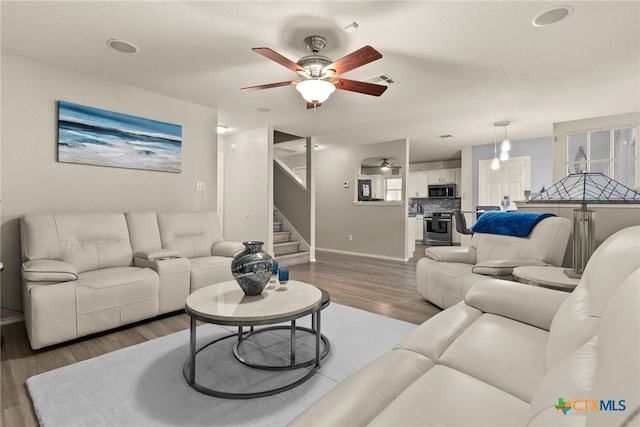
[424,212,453,246]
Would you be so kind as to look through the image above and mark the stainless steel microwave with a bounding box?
[428,184,456,198]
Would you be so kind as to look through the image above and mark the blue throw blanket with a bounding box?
[471,211,555,237]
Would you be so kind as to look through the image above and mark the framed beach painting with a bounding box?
[57,101,182,173]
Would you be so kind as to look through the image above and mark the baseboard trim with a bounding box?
[316,248,408,262]
[1,314,24,326]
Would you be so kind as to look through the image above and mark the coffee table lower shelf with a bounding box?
[183,320,330,399]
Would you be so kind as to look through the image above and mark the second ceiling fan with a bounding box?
[241,35,388,108]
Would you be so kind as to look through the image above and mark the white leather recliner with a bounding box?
[20,211,243,349]
[155,212,245,292]
[416,215,571,308]
[20,213,165,349]
[290,225,640,427]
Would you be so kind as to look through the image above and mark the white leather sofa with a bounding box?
[416,215,571,308]
[20,211,242,349]
[291,225,640,427]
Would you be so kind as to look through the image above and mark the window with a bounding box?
[567,127,637,189]
[385,177,403,201]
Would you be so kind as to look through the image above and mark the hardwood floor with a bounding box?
[1,244,438,426]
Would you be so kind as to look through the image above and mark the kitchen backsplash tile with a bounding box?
[409,197,461,214]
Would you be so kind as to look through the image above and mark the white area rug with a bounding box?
[27,304,416,426]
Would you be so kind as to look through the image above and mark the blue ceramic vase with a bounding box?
[231,241,275,296]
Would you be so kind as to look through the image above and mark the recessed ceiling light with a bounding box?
[217,125,228,134]
[107,39,139,54]
[532,6,573,27]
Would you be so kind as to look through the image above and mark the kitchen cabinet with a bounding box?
[408,216,416,255]
[427,169,456,185]
[415,214,424,241]
[408,172,429,197]
[410,168,461,198]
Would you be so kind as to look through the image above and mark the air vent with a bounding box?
[367,73,398,85]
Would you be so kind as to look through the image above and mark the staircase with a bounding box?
[273,221,309,267]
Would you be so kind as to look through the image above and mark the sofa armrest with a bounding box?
[464,279,569,330]
[22,259,78,282]
[424,246,477,264]
[471,259,549,276]
[211,241,245,257]
[133,249,182,261]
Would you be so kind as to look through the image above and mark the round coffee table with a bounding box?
[183,280,330,399]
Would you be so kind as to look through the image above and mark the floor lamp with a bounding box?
[567,203,595,279]
[527,172,640,278]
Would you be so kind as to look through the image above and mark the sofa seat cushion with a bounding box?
[369,365,530,426]
[188,256,234,292]
[75,266,159,336]
[440,313,548,403]
[290,348,435,427]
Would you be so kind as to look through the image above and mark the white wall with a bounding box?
[1,53,219,315]
[220,126,273,254]
[315,139,409,261]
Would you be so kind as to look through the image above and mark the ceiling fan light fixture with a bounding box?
[381,159,391,171]
[296,79,335,104]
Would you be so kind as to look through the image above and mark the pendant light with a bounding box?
[490,125,500,170]
[499,121,512,152]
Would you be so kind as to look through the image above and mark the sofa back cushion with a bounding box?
[21,213,133,273]
[125,212,162,253]
[546,225,640,369]
[586,268,639,426]
[157,212,224,258]
[527,267,639,426]
[473,216,571,265]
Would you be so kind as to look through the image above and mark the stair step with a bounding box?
[276,251,310,268]
[274,241,299,256]
[273,221,283,232]
[273,231,291,243]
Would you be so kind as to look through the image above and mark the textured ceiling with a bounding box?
[2,1,638,163]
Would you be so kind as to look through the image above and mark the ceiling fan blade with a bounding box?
[332,78,388,96]
[241,80,297,92]
[252,47,304,73]
[324,46,382,75]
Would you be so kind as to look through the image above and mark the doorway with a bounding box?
[478,156,531,210]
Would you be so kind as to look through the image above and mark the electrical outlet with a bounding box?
[196,182,206,191]
[348,234,353,241]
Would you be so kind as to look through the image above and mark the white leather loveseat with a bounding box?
[291,225,640,427]
[416,215,571,308]
[20,211,242,349]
